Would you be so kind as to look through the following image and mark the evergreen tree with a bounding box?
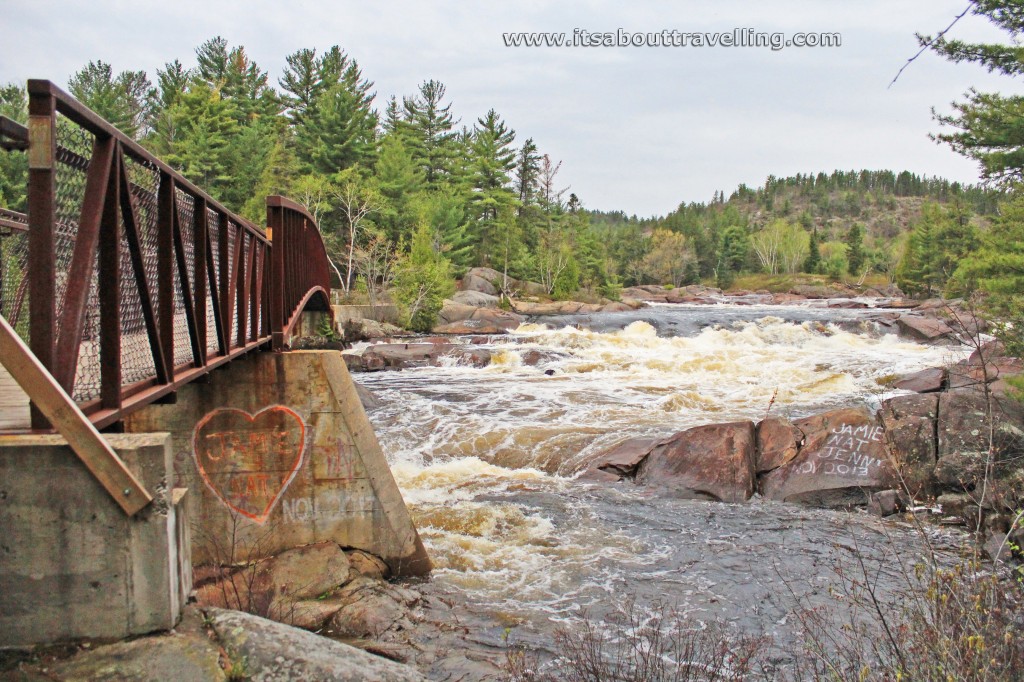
[392,221,455,331]
[805,227,821,273]
[514,138,541,212]
[421,190,474,275]
[896,203,977,297]
[0,84,27,211]
[279,46,354,128]
[402,80,457,188]
[241,132,301,222]
[68,61,152,138]
[845,223,866,274]
[299,78,378,174]
[374,134,424,243]
[153,82,239,196]
[952,192,1024,354]
[468,109,518,268]
[924,2,1024,183]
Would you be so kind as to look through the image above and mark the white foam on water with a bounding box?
[358,314,966,614]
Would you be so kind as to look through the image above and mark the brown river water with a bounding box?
[352,303,969,678]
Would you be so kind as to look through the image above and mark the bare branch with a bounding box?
[889,3,973,88]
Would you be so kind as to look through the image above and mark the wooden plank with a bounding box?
[0,363,30,430]
[0,312,152,516]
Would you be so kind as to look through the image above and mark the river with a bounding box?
[352,303,967,678]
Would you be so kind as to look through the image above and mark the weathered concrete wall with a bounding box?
[0,433,189,646]
[122,350,431,577]
[332,304,401,326]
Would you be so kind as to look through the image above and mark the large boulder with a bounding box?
[879,393,939,498]
[354,382,382,411]
[434,311,523,335]
[513,300,582,315]
[324,576,421,640]
[760,408,896,507]
[436,302,479,325]
[948,356,1024,391]
[755,417,803,474]
[601,301,637,312]
[208,607,426,681]
[343,318,410,342]
[635,422,757,502]
[359,343,455,370]
[620,286,668,302]
[897,315,955,342]
[935,390,1024,497]
[460,267,502,295]
[195,542,352,614]
[450,290,500,308]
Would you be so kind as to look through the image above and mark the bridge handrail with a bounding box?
[20,80,329,430]
[266,196,333,350]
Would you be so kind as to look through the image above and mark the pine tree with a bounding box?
[805,227,821,273]
[374,134,424,243]
[68,61,153,138]
[402,80,457,189]
[0,84,27,211]
[468,109,518,268]
[154,82,239,197]
[420,190,474,275]
[514,138,541,212]
[924,2,1024,183]
[952,192,1024,354]
[845,224,866,274]
[392,221,455,331]
[279,46,356,128]
[300,79,378,174]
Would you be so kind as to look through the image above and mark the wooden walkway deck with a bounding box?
[0,363,30,430]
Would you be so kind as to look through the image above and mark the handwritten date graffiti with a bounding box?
[795,422,886,478]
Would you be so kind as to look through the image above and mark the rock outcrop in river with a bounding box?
[587,346,1024,544]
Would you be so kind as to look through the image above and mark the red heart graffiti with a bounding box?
[192,406,306,525]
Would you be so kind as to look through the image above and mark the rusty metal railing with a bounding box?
[14,80,331,430]
[267,196,332,351]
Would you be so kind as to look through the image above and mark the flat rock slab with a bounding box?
[49,608,225,682]
[636,421,756,502]
[449,290,500,308]
[760,407,896,507]
[208,608,425,682]
[893,367,946,393]
[897,315,954,341]
[584,437,656,480]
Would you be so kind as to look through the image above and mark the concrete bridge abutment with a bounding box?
[122,349,431,577]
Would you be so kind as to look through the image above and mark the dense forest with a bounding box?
[0,34,1019,336]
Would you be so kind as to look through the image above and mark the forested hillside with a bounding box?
[0,36,1011,330]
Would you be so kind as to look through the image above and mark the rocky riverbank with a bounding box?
[584,340,1024,556]
[340,266,971,348]
[1,542,511,681]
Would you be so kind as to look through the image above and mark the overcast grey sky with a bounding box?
[0,1,1014,216]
